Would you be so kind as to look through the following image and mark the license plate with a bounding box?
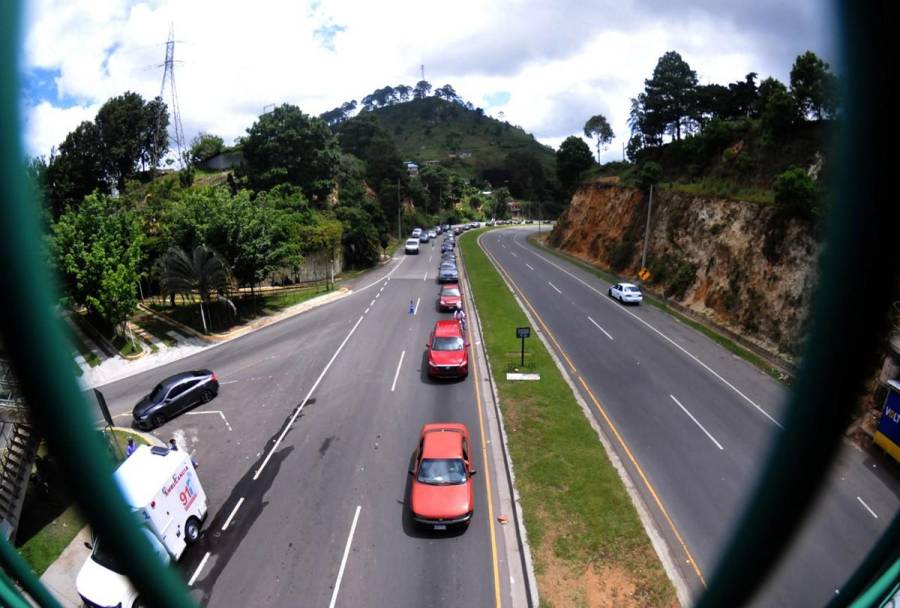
[433,524,447,530]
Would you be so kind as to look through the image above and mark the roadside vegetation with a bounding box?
[604,50,836,213]
[460,231,676,607]
[147,283,326,335]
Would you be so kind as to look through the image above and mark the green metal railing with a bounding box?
[0,1,896,607]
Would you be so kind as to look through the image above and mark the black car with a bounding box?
[133,370,219,430]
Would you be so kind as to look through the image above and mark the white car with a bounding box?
[609,282,643,305]
[411,228,422,238]
[405,238,421,254]
[428,230,437,239]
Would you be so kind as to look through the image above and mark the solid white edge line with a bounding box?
[253,315,365,480]
[587,316,614,340]
[188,551,211,586]
[516,236,783,429]
[328,505,362,608]
[857,496,878,518]
[391,350,406,392]
[414,297,420,315]
[547,281,562,294]
[221,497,245,531]
[670,394,724,450]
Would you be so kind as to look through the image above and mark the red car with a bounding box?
[409,423,476,530]
[438,284,462,311]
[426,320,469,379]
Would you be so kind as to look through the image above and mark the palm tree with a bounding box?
[160,246,229,333]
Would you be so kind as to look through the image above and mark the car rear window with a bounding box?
[442,288,460,297]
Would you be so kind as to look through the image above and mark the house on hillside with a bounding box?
[405,162,419,176]
[202,151,244,171]
[507,200,522,215]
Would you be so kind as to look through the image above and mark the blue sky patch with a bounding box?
[314,23,347,52]
[483,91,510,107]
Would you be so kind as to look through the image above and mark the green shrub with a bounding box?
[773,166,820,220]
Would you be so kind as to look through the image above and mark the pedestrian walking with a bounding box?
[409,299,415,314]
[125,438,137,458]
[454,305,467,332]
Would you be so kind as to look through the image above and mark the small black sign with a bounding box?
[94,388,114,428]
[516,326,531,339]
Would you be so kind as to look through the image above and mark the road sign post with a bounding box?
[516,326,531,366]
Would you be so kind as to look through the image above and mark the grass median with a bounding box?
[460,231,676,607]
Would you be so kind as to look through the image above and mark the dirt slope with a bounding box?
[549,182,818,360]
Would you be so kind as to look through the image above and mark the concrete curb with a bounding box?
[87,289,353,389]
[137,288,350,343]
[460,231,540,607]
[478,231,693,607]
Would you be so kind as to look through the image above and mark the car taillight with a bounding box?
[211,372,218,382]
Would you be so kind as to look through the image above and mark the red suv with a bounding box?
[438,284,462,311]
[426,320,469,379]
[409,423,476,530]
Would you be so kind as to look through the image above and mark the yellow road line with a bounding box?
[483,245,577,374]
[484,233,706,587]
[577,376,707,585]
[462,239,504,607]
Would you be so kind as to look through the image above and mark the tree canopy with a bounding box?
[241,104,339,202]
[189,133,225,165]
[583,114,615,161]
[51,193,143,332]
[790,51,838,120]
[556,136,594,196]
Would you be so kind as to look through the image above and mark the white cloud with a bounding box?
[21,0,834,159]
[24,101,101,157]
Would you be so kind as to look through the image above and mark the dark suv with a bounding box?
[133,370,219,430]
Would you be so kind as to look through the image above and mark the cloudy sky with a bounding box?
[20,0,836,163]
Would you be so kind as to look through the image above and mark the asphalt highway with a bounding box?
[95,241,512,608]
[480,227,900,607]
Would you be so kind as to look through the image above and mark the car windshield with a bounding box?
[149,383,166,401]
[432,336,464,351]
[90,538,126,574]
[442,288,460,297]
[417,458,467,485]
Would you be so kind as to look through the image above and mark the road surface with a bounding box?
[478,227,899,607]
[96,243,515,608]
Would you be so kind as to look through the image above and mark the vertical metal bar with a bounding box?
[0,4,195,607]
[0,535,61,608]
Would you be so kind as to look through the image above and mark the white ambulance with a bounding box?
[76,445,208,608]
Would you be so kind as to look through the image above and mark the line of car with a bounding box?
[412,227,476,530]
[124,229,477,556]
